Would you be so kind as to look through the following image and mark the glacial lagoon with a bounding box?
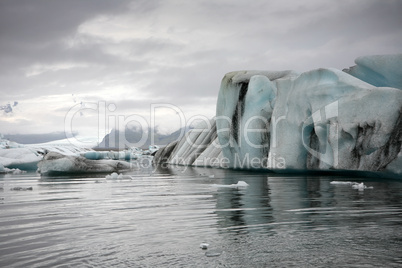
[1,164,402,267]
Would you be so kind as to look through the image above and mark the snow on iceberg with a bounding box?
[37,152,135,175]
[27,143,93,156]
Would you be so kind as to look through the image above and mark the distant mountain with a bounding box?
[95,126,192,150]
[2,126,191,149]
[3,132,75,144]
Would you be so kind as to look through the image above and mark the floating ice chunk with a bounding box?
[106,172,132,180]
[331,181,373,191]
[200,243,209,249]
[330,181,355,185]
[209,175,215,178]
[352,183,365,191]
[38,152,135,175]
[236,181,249,187]
[212,181,249,189]
[4,168,26,175]
[0,165,27,174]
[118,173,132,180]
[106,172,119,180]
[351,182,373,191]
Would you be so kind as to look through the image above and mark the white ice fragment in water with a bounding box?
[351,182,373,191]
[106,172,119,180]
[352,183,365,191]
[330,181,355,185]
[212,181,249,189]
[236,181,249,187]
[2,167,27,175]
[330,181,373,191]
[209,175,215,178]
[11,168,26,174]
[200,243,209,249]
[106,172,132,180]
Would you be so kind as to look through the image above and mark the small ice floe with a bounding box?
[209,175,215,178]
[212,181,249,189]
[199,243,209,249]
[351,182,373,191]
[10,186,33,191]
[105,172,132,180]
[330,181,373,191]
[330,181,355,185]
[4,168,26,175]
[106,172,119,180]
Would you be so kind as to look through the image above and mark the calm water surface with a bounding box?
[1,164,402,267]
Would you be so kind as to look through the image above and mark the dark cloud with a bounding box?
[0,0,132,43]
[0,0,401,136]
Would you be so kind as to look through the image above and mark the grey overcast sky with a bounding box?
[1,0,401,141]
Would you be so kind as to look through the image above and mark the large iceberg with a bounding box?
[0,147,43,170]
[0,137,93,171]
[0,136,143,175]
[154,54,402,178]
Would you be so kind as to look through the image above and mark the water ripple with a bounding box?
[1,171,402,267]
